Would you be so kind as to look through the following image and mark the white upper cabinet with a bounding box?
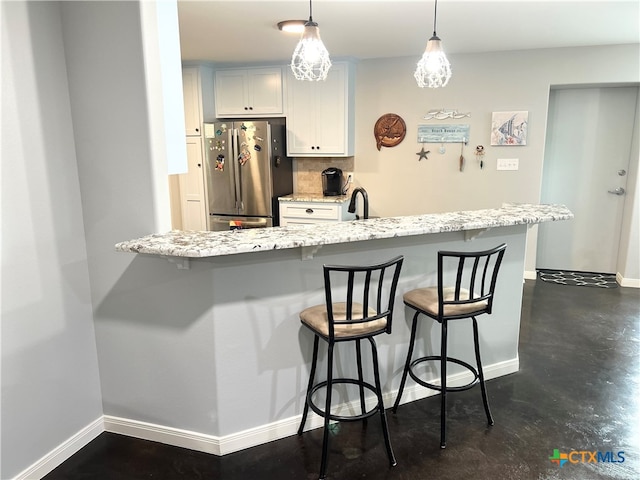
[182,67,202,136]
[214,67,284,117]
[286,61,355,157]
[182,65,215,136]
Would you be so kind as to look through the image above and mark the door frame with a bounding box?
[536,83,640,286]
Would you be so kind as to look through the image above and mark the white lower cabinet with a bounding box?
[279,199,355,226]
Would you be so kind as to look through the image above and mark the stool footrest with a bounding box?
[308,378,382,422]
[408,356,480,392]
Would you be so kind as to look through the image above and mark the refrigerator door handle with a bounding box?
[231,128,242,211]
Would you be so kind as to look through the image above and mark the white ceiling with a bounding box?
[177,0,640,64]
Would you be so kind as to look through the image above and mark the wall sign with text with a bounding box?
[417,124,470,143]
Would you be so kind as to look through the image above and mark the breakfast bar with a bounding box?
[116,203,571,259]
[114,203,572,455]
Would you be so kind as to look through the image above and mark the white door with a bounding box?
[537,86,637,273]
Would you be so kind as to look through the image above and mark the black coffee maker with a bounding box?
[322,168,344,196]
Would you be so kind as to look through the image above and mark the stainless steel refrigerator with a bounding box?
[203,119,293,231]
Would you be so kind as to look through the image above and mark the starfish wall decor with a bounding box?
[416,145,430,161]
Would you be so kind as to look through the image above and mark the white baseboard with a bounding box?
[617,272,640,288]
[14,357,519,478]
[13,417,103,480]
[104,409,328,457]
[106,357,519,458]
[104,416,222,455]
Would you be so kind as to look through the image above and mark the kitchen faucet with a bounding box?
[348,187,369,220]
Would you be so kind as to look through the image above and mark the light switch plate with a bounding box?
[497,158,519,170]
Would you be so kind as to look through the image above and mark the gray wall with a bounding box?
[352,45,640,277]
[1,2,103,478]
[355,46,640,216]
[58,0,222,438]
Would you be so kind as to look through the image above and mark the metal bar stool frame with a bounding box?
[392,244,506,448]
[298,256,404,479]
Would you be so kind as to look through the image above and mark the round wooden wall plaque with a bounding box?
[374,113,406,151]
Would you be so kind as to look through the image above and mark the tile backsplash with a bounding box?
[294,157,355,195]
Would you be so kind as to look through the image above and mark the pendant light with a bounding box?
[277,20,306,34]
[290,0,332,81]
[414,0,451,88]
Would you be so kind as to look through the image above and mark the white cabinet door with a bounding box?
[182,67,202,136]
[214,67,283,117]
[179,137,207,231]
[182,66,214,135]
[286,79,315,153]
[214,70,249,116]
[286,62,354,157]
[315,67,346,154]
[248,68,284,114]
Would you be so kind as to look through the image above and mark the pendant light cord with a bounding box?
[433,0,438,36]
[309,0,313,23]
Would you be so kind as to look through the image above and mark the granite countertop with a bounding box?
[115,203,573,259]
[279,194,351,203]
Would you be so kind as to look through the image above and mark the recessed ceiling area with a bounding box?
[177,0,640,64]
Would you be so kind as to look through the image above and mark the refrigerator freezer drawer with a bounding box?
[209,216,272,231]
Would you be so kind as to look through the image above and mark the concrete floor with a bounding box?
[44,279,640,479]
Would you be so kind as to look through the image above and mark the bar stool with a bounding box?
[392,244,506,448]
[298,256,404,479]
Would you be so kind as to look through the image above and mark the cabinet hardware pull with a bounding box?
[305,208,314,214]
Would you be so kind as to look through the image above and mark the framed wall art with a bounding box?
[491,111,528,145]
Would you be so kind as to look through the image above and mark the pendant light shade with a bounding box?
[415,0,451,88]
[291,0,331,81]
